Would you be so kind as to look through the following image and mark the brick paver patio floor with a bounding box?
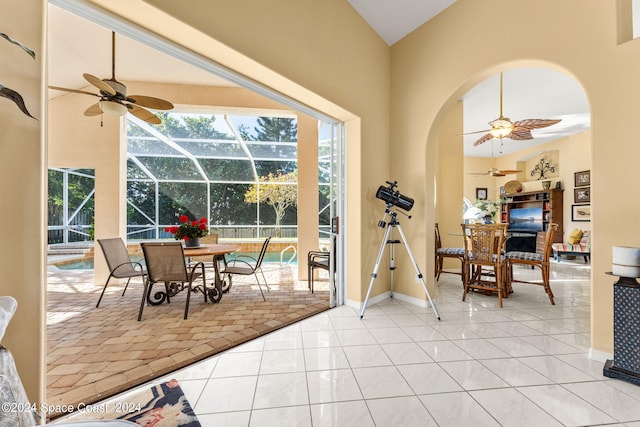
[46,263,329,413]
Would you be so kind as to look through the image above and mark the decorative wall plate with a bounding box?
[504,180,523,194]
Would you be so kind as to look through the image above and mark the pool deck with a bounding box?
[46,260,330,420]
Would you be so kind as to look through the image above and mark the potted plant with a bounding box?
[164,215,209,247]
[1,33,36,119]
[474,199,502,223]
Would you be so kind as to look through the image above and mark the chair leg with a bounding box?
[96,275,113,308]
[309,266,315,293]
[542,264,555,305]
[461,264,470,302]
[164,282,171,304]
[496,267,503,308]
[435,256,442,281]
[258,267,270,291]
[184,281,192,320]
[254,272,266,301]
[138,279,151,321]
[506,262,513,296]
[121,277,132,296]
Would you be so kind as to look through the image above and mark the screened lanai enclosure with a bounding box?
[48,111,337,245]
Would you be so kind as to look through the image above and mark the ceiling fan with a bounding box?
[469,167,521,177]
[469,139,522,177]
[464,72,562,147]
[49,31,173,125]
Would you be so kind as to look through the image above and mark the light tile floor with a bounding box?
[60,259,640,426]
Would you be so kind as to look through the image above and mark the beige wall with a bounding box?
[464,157,499,203]
[391,0,636,354]
[0,0,46,405]
[436,102,464,268]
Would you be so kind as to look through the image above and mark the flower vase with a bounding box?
[483,215,494,224]
[185,237,200,248]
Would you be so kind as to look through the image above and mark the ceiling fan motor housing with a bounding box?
[102,79,127,99]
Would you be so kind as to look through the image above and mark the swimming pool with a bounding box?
[53,251,297,270]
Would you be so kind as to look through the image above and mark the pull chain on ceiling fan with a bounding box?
[49,31,174,125]
[462,72,562,147]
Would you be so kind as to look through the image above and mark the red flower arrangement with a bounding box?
[165,215,209,241]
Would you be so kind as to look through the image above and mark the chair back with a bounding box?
[540,223,558,260]
[255,237,272,269]
[140,242,188,283]
[435,223,442,250]
[98,238,137,276]
[463,223,507,265]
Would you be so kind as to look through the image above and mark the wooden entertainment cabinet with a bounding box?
[501,188,564,244]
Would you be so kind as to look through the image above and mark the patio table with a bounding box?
[183,244,239,303]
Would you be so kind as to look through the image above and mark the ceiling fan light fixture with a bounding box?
[489,117,514,139]
[99,100,127,116]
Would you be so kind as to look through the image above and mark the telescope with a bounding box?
[375,181,414,212]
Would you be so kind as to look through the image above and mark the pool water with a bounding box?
[54,251,296,270]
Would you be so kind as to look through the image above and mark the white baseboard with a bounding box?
[589,347,613,363]
[346,291,390,311]
[346,291,435,311]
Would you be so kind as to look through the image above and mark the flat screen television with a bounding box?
[509,207,543,232]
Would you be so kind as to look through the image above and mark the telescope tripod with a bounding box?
[360,210,441,320]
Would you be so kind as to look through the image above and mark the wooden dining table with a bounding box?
[183,243,239,303]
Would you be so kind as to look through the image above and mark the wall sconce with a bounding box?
[530,158,555,180]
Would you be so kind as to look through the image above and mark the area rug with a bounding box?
[60,380,200,426]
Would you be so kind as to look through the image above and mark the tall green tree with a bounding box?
[252,117,297,142]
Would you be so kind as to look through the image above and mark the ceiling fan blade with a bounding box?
[48,86,100,97]
[83,73,116,96]
[509,128,534,140]
[459,128,492,136]
[499,169,522,175]
[468,172,490,175]
[84,103,102,116]
[513,118,561,130]
[128,104,162,124]
[127,95,174,111]
[472,133,493,146]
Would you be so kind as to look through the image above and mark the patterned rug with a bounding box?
[60,380,200,426]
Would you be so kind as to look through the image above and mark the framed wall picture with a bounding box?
[574,170,590,187]
[572,204,591,222]
[574,187,590,203]
[476,187,487,200]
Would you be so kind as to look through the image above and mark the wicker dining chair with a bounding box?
[461,223,508,307]
[96,237,147,309]
[435,223,467,282]
[506,223,558,305]
[139,241,206,321]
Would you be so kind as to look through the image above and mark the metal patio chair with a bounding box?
[96,237,147,308]
[139,241,207,320]
[220,237,271,301]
